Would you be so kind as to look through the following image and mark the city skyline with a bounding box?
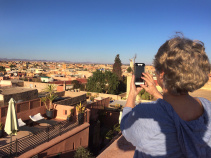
[0,0,211,64]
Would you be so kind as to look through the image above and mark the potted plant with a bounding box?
[76,102,86,125]
[41,96,48,109]
[43,84,58,119]
[90,96,94,102]
[86,92,91,99]
[67,109,75,122]
[0,122,3,138]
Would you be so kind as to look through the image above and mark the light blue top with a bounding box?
[120,98,211,158]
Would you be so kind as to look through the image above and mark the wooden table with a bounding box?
[39,123,50,127]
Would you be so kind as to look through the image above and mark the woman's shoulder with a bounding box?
[134,99,173,119]
[197,97,211,110]
[135,99,171,111]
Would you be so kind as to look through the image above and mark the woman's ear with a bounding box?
[159,72,164,79]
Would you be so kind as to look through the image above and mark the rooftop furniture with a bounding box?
[17,118,41,134]
[18,118,26,127]
[29,113,44,122]
[29,113,58,126]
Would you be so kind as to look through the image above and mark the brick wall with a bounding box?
[2,89,38,106]
[19,123,90,158]
[0,98,46,124]
[55,94,86,106]
[24,81,58,92]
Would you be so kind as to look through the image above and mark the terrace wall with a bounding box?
[97,135,135,158]
[87,97,120,127]
[54,104,75,120]
[64,91,86,97]
[0,98,46,124]
[2,89,38,106]
[0,92,83,125]
[55,94,86,106]
[24,81,57,92]
[19,123,90,158]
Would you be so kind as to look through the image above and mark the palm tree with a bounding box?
[47,93,58,110]
[43,84,58,110]
[44,84,56,95]
[41,96,48,110]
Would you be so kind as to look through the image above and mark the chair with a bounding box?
[29,113,44,122]
[29,113,58,126]
[18,118,26,127]
[18,118,40,134]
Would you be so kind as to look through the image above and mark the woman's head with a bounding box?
[154,35,210,95]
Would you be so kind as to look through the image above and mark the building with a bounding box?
[0,87,38,107]
[40,76,54,83]
[0,79,24,87]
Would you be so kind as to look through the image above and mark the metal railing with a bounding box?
[0,113,87,158]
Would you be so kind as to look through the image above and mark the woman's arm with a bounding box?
[125,75,143,108]
[125,73,163,109]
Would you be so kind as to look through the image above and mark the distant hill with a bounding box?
[0,57,131,65]
[0,58,99,64]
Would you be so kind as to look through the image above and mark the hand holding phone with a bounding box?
[134,63,145,87]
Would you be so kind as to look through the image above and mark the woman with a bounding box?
[120,35,211,157]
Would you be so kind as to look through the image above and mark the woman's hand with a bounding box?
[141,73,163,99]
[125,75,143,108]
[129,75,143,98]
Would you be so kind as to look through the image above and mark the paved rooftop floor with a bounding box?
[0,118,64,147]
[98,87,211,158]
[189,88,211,101]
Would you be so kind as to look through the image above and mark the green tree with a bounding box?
[72,80,81,89]
[74,147,94,158]
[117,76,126,93]
[72,80,85,91]
[86,70,106,93]
[26,62,30,69]
[86,70,120,94]
[80,84,85,91]
[9,64,16,70]
[43,84,58,110]
[34,64,39,67]
[104,71,119,94]
[112,54,122,80]
[127,66,133,73]
[39,73,47,77]
[138,89,154,100]
[0,66,6,73]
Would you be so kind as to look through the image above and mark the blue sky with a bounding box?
[0,0,210,64]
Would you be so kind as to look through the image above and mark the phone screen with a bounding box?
[134,63,145,86]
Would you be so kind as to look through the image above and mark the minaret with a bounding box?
[127,54,137,98]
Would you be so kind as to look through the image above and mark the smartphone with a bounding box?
[134,63,145,87]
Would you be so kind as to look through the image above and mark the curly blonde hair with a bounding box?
[154,35,210,95]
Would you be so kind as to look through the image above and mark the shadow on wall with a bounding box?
[117,135,135,152]
[38,149,75,158]
[120,100,211,157]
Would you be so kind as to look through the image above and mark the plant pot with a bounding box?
[0,130,3,138]
[78,113,84,125]
[67,116,73,122]
[46,109,55,119]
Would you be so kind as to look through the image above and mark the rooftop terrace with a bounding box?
[98,87,211,158]
[0,87,37,95]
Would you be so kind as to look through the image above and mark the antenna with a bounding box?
[134,54,137,64]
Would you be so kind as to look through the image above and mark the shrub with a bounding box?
[127,66,133,73]
[90,96,94,101]
[138,89,153,100]
[74,147,94,158]
[86,92,91,99]
[105,124,120,140]
[0,122,3,130]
